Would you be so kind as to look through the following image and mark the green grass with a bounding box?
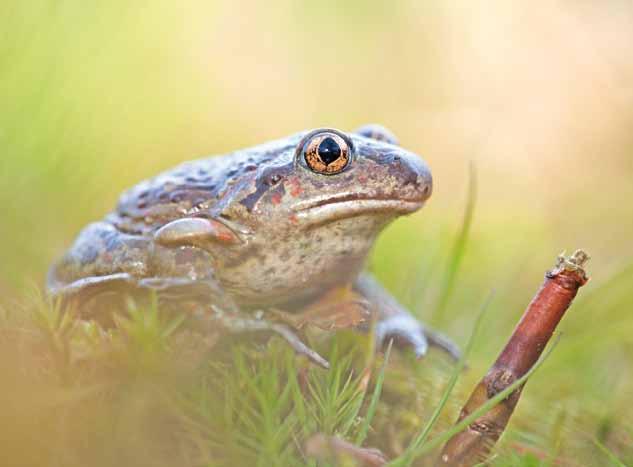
[1,280,629,466]
[390,293,492,467]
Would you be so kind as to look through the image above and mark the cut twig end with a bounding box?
[548,249,590,283]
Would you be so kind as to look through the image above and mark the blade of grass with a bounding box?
[593,437,627,467]
[354,339,393,445]
[434,161,477,324]
[391,292,493,467]
[340,366,373,437]
[399,333,562,463]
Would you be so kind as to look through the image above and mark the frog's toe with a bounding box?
[425,328,462,361]
[376,314,429,358]
[269,323,330,369]
[219,315,330,369]
[376,315,462,361]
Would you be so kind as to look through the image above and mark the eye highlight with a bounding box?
[301,131,351,175]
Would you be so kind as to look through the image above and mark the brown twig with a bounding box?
[438,250,590,466]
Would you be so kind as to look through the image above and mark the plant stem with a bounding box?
[437,250,590,466]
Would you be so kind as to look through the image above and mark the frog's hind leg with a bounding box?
[48,222,150,290]
[354,273,462,361]
[48,222,227,320]
[49,273,226,312]
[47,222,147,314]
[48,272,137,305]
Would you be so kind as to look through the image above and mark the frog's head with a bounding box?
[285,126,432,227]
[218,125,432,307]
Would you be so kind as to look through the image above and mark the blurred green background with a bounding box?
[1,1,632,465]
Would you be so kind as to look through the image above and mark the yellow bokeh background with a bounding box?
[1,1,632,463]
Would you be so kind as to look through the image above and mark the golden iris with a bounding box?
[303,133,350,175]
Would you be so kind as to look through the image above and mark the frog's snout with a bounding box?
[391,150,433,204]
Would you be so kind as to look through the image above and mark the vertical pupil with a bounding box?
[317,137,342,165]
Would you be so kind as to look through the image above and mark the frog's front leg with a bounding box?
[216,313,330,369]
[354,274,461,361]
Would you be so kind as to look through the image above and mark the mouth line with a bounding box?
[295,193,425,212]
[293,194,425,223]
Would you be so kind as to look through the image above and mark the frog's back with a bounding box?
[48,137,298,293]
[110,137,298,235]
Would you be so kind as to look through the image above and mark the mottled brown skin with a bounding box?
[48,125,460,367]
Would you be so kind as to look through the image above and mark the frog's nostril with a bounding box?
[268,174,283,185]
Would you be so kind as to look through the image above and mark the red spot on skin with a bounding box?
[289,214,298,225]
[289,178,303,197]
[217,231,235,243]
[271,192,282,205]
[358,175,368,184]
[212,220,238,244]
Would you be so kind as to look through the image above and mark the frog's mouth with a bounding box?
[293,193,425,225]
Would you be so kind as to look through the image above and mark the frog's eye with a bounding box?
[300,131,352,175]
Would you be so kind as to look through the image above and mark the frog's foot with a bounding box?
[375,314,461,361]
[218,314,330,369]
[355,273,462,362]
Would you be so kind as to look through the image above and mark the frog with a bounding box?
[47,125,460,368]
